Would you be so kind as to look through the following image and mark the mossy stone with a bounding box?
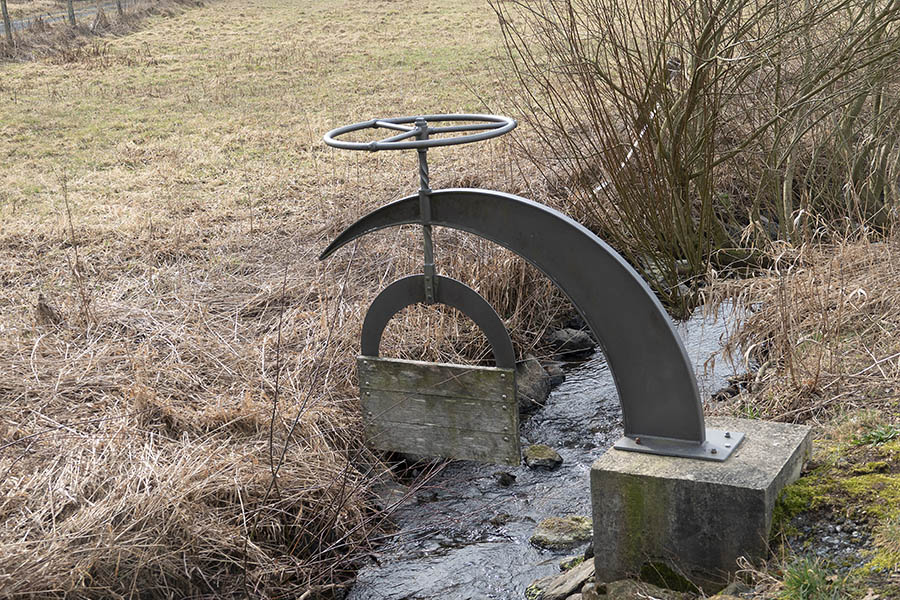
[525,444,563,469]
[560,555,585,571]
[525,583,543,600]
[531,515,593,549]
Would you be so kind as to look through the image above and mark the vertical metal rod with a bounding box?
[415,117,435,304]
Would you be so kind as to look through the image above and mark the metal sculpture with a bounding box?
[322,114,743,462]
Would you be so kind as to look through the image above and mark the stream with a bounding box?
[348,304,741,600]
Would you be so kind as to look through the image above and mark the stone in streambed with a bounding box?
[599,580,689,599]
[525,557,594,600]
[581,582,604,600]
[524,444,563,470]
[494,471,516,486]
[545,328,596,359]
[542,360,566,388]
[517,355,551,414]
[530,516,592,550]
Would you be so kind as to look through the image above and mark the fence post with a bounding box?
[116,0,123,17]
[1,0,12,44]
[66,0,76,26]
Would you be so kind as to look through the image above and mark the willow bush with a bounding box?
[493,0,900,311]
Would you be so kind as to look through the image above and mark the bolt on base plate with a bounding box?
[613,428,745,462]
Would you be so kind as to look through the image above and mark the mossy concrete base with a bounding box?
[590,417,811,591]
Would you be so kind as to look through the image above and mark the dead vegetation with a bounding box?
[3,0,897,596]
[707,233,900,597]
[0,0,572,596]
[0,167,564,599]
[494,0,900,314]
[705,233,900,425]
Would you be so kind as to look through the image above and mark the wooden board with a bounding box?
[358,356,520,465]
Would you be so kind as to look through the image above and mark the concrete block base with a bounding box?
[591,417,812,592]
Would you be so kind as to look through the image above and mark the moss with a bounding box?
[850,461,889,475]
[865,550,900,573]
[524,444,563,468]
[559,555,585,571]
[524,583,543,600]
[876,439,900,456]
[524,444,559,461]
[530,516,593,550]
[640,561,700,594]
[621,474,667,565]
[840,474,900,520]
[771,471,835,538]
[778,444,900,577]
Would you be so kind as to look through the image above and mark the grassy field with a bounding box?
[0,0,565,597]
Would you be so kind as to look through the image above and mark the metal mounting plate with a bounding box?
[613,428,745,462]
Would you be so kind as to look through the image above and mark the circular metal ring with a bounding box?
[360,274,515,369]
[323,114,517,152]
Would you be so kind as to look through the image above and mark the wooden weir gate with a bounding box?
[359,357,519,466]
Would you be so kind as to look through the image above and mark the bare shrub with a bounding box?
[493,0,900,310]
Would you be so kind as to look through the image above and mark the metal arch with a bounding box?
[360,274,515,370]
[321,188,706,448]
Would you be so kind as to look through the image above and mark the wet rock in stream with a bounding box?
[530,516,592,550]
[544,328,596,360]
[517,356,552,414]
[526,558,593,600]
[543,361,566,388]
[524,444,563,470]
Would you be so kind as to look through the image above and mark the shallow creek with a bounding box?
[348,305,741,600]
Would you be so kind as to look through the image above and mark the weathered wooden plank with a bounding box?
[362,420,520,466]
[358,356,513,402]
[357,356,520,465]
[361,389,516,434]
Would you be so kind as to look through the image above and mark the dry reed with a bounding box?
[704,232,900,424]
[0,37,570,600]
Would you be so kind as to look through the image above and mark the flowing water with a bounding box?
[348,304,741,600]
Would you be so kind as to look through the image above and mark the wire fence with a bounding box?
[3,0,141,39]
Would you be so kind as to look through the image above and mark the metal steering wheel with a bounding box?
[323,114,516,152]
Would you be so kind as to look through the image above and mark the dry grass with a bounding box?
[704,236,900,598]
[704,233,900,425]
[0,0,567,597]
